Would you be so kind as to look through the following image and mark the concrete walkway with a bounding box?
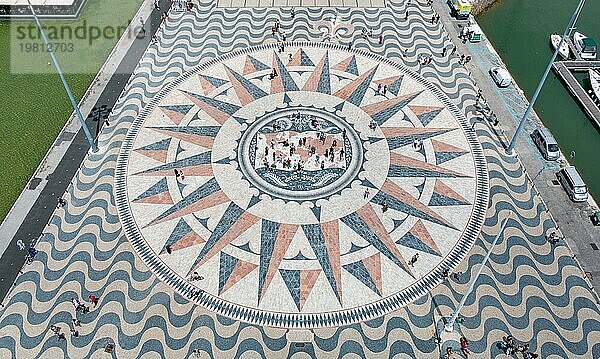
[0,0,172,302]
[432,0,600,294]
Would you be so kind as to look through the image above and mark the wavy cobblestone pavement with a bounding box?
[0,1,599,358]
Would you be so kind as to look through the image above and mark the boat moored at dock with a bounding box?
[550,34,570,60]
[573,31,597,60]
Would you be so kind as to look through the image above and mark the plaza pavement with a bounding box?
[0,0,599,358]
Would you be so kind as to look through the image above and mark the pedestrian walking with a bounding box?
[363,188,370,199]
[405,11,408,20]
[523,351,539,359]
[460,337,471,357]
[89,294,99,307]
[442,268,449,279]
[409,253,419,266]
[290,7,295,19]
[442,47,447,56]
[451,45,457,55]
[71,297,82,311]
[378,34,383,44]
[376,83,382,94]
[139,17,146,36]
[348,41,353,49]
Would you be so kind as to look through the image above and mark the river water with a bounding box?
[477,0,600,200]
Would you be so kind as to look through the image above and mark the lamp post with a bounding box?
[26,0,97,152]
[506,0,586,154]
[444,213,512,332]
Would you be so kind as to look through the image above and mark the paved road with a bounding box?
[432,1,600,293]
[0,0,171,303]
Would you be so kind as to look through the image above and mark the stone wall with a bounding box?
[471,0,499,15]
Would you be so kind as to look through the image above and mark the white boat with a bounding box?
[573,31,597,60]
[589,69,600,103]
[550,34,570,59]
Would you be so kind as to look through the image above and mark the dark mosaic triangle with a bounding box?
[342,260,380,296]
[395,232,440,256]
[299,49,315,66]
[160,104,194,116]
[258,220,280,301]
[346,66,378,106]
[135,138,171,151]
[249,55,270,72]
[435,151,466,164]
[340,212,410,274]
[190,202,244,270]
[279,269,301,310]
[416,108,443,127]
[345,56,359,76]
[149,178,221,225]
[218,251,239,294]
[200,74,228,89]
[274,54,299,91]
[371,91,420,125]
[135,152,212,175]
[429,192,470,206]
[181,90,241,116]
[302,224,341,301]
[162,218,193,252]
[317,53,331,95]
[134,177,169,202]
[225,65,268,99]
[387,76,403,96]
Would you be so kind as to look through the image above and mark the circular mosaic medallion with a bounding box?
[115,43,488,328]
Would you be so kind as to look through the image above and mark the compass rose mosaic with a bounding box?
[115,43,488,328]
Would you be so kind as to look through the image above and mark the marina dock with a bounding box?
[552,61,600,128]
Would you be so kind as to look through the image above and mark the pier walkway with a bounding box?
[552,61,600,127]
[561,60,600,71]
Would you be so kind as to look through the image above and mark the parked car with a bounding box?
[530,128,560,161]
[489,67,512,87]
[557,166,588,202]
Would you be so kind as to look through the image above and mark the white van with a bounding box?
[489,67,512,87]
[557,166,588,202]
[531,128,560,161]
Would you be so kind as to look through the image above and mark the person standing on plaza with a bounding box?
[89,294,99,307]
[460,337,471,357]
[139,16,146,36]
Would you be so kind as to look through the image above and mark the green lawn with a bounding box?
[0,0,142,221]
